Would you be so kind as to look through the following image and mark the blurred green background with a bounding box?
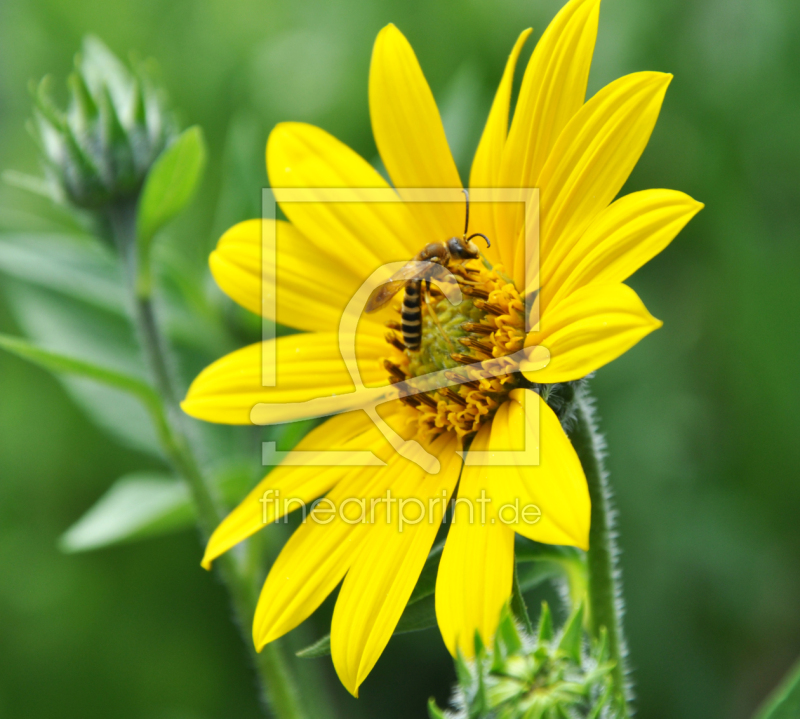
[1,0,799,717]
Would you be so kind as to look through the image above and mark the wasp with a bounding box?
[365,190,491,351]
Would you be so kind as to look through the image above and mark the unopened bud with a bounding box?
[27,36,177,209]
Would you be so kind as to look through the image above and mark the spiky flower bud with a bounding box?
[430,603,619,719]
[27,36,177,209]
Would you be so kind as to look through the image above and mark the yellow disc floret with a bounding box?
[381,261,527,442]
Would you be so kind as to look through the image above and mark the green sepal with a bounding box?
[100,84,136,190]
[493,605,523,672]
[427,698,447,719]
[31,76,65,129]
[557,600,585,663]
[454,646,473,689]
[586,680,614,719]
[511,560,534,635]
[68,70,99,128]
[536,602,553,643]
[472,631,489,717]
[130,76,147,128]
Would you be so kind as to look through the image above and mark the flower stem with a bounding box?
[106,201,308,719]
[568,387,631,717]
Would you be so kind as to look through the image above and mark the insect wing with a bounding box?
[364,261,458,313]
[365,280,407,313]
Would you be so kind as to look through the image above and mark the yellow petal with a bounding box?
[266,122,422,278]
[495,0,600,270]
[181,331,388,425]
[211,218,382,334]
[544,189,704,312]
[435,423,515,658]
[525,283,662,384]
[331,433,461,696]
[201,409,394,569]
[253,453,407,649]
[534,72,672,288]
[468,28,532,266]
[486,391,589,549]
[370,24,463,241]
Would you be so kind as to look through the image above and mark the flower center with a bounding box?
[382,260,526,441]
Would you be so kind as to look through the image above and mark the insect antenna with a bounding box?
[467,232,491,247]
[462,188,470,236]
[461,189,492,248]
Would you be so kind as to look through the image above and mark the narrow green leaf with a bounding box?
[515,535,583,564]
[754,656,800,719]
[511,561,534,635]
[137,126,206,249]
[0,332,157,407]
[59,473,193,552]
[0,233,124,313]
[409,539,444,604]
[295,634,331,659]
[395,593,437,634]
[296,539,447,659]
[517,560,565,593]
[296,593,438,659]
[2,171,60,202]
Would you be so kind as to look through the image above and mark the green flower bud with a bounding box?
[431,602,619,719]
[27,36,177,209]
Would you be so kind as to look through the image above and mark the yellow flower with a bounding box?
[182,0,702,696]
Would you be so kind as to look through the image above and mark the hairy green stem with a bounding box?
[106,201,308,719]
[568,388,631,717]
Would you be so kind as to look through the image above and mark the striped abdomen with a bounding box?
[401,280,422,350]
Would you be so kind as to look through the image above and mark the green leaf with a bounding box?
[514,536,583,564]
[59,473,193,552]
[517,560,565,593]
[2,171,61,202]
[1,280,163,455]
[0,233,124,313]
[295,634,331,659]
[511,561,534,635]
[395,593,436,634]
[296,594,439,658]
[137,126,206,250]
[296,539,448,658]
[0,332,158,407]
[754,656,800,719]
[409,539,444,604]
